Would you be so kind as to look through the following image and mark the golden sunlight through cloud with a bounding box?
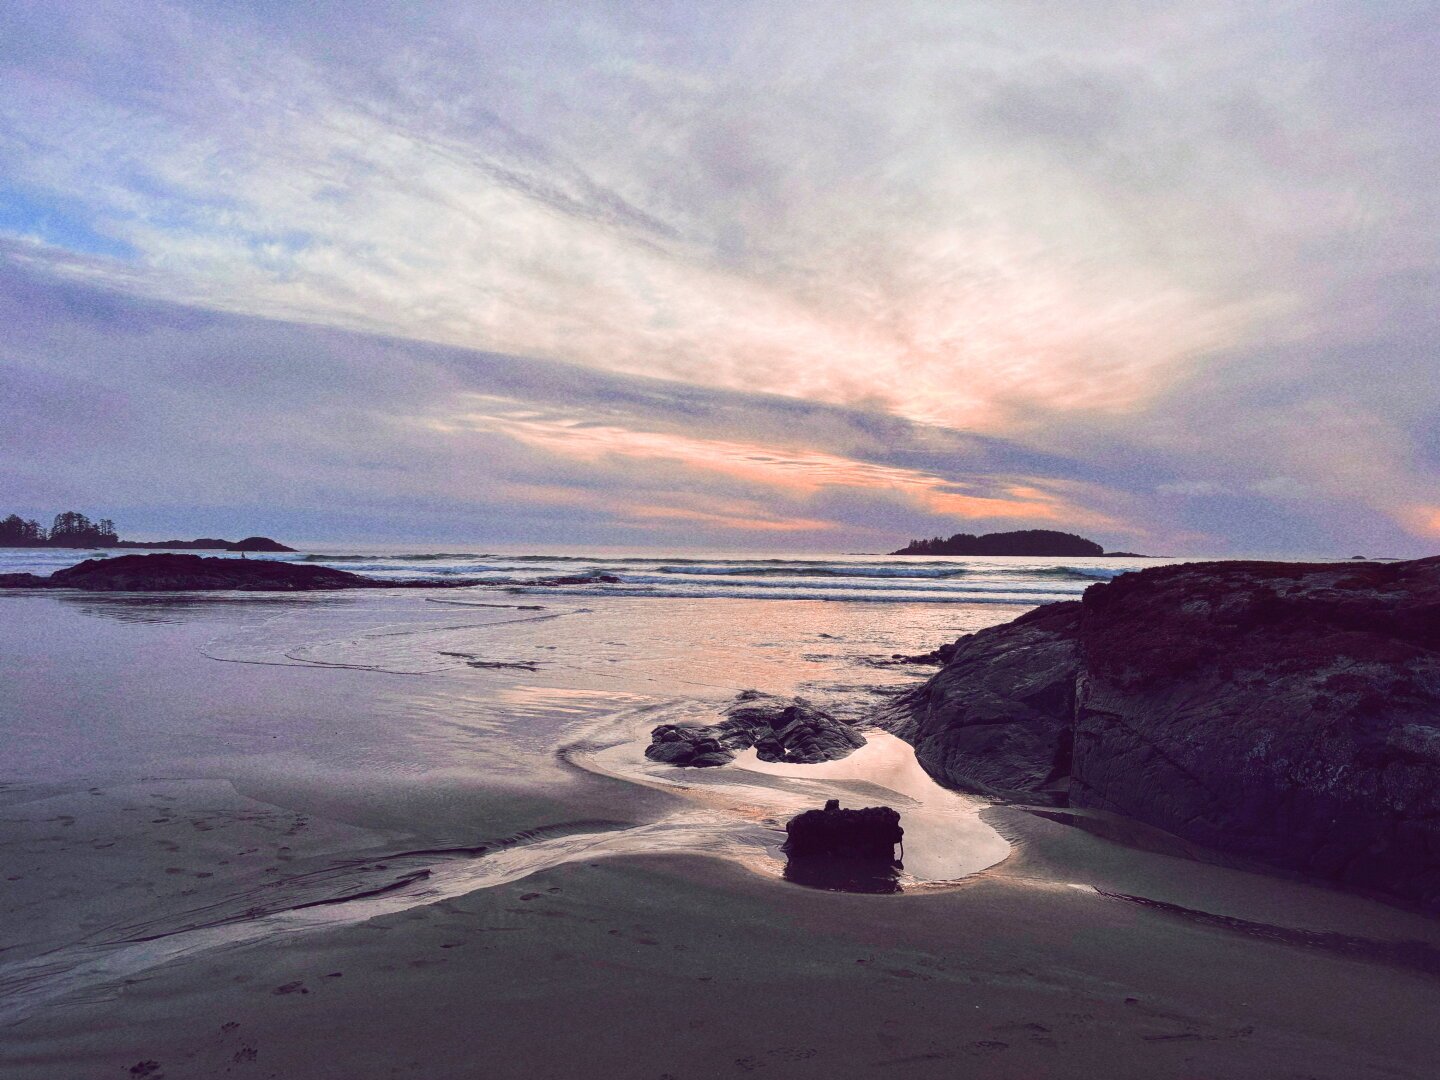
[420,399,1117,531]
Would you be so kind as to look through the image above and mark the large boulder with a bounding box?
[880,557,1440,913]
[645,692,865,768]
[784,799,903,860]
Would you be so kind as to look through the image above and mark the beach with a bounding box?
[3,551,1439,1078]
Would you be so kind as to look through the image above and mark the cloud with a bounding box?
[426,397,1113,524]
[0,2,1292,423]
[0,255,1149,548]
[1,2,1438,554]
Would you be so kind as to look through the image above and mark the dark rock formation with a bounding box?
[645,725,738,768]
[0,553,479,592]
[784,799,903,860]
[880,557,1440,913]
[884,602,1082,803]
[645,691,866,768]
[782,800,904,893]
[726,691,868,762]
[113,538,234,550]
[227,536,295,552]
[891,529,1106,557]
[110,536,297,551]
[873,643,960,666]
[527,573,621,586]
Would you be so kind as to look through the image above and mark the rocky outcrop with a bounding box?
[884,602,1081,802]
[880,557,1440,913]
[726,691,868,762]
[0,553,479,592]
[646,691,866,768]
[527,573,621,586]
[868,643,960,667]
[784,799,903,861]
[112,535,295,551]
[782,799,904,893]
[227,536,294,552]
[645,725,738,767]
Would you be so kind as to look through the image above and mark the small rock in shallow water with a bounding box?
[784,799,903,860]
[782,800,904,893]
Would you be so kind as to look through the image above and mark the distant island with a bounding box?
[0,510,293,553]
[891,529,1142,557]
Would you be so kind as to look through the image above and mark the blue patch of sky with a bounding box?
[0,186,136,260]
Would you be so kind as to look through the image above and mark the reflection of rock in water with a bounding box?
[783,855,903,894]
[782,799,903,894]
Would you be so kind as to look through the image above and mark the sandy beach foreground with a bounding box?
[3,583,1438,1079]
[6,812,1440,1080]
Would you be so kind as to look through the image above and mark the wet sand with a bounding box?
[6,824,1440,1079]
[3,589,1440,1078]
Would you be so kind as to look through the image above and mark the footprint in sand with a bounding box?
[734,1048,819,1070]
[968,1040,1009,1055]
[994,1021,1056,1047]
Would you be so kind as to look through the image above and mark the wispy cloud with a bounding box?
[428,396,1111,525]
[2,2,1438,552]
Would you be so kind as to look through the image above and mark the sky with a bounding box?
[2,1,1438,554]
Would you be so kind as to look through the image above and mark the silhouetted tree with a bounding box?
[891,529,1105,557]
[0,514,45,545]
[45,511,119,547]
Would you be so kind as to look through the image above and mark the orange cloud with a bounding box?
[434,400,1115,529]
[495,480,831,533]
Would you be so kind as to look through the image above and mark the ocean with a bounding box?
[0,545,1151,602]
